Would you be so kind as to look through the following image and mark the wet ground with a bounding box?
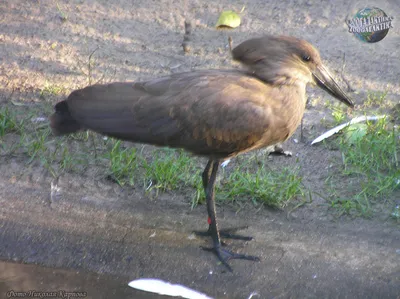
[0,261,171,299]
[0,243,196,299]
[0,163,399,298]
[1,0,400,298]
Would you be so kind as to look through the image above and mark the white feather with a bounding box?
[128,279,213,299]
[221,159,231,168]
[311,115,387,145]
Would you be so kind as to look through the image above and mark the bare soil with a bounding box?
[0,0,399,298]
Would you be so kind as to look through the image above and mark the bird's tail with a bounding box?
[49,101,81,136]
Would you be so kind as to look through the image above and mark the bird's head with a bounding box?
[232,35,354,108]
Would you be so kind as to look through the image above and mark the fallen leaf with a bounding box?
[216,11,241,28]
[344,123,367,144]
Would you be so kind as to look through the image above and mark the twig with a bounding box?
[55,0,68,22]
[341,53,355,92]
[300,118,304,142]
[90,132,98,159]
[393,126,398,167]
[182,20,192,53]
[88,47,99,85]
[228,36,233,53]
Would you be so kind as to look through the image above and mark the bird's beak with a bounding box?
[313,65,354,108]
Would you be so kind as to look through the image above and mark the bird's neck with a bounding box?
[278,82,308,138]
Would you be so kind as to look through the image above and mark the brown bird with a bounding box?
[50,35,354,271]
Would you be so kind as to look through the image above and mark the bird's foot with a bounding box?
[268,145,292,157]
[194,226,253,241]
[201,245,260,272]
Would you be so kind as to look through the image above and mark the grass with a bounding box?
[141,148,199,192]
[107,145,204,203]
[320,89,399,217]
[331,106,347,125]
[104,141,305,208]
[0,107,23,137]
[23,127,51,164]
[55,0,68,22]
[219,164,305,208]
[108,140,138,186]
[0,105,93,175]
[40,82,67,100]
[364,90,388,108]
[326,117,399,216]
[323,100,350,126]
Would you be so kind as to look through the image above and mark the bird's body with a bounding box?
[52,70,306,159]
[50,35,354,271]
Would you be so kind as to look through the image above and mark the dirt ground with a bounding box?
[0,0,400,298]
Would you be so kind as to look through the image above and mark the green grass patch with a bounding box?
[0,107,24,137]
[55,0,68,22]
[107,140,138,186]
[23,127,51,164]
[103,143,305,209]
[141,148,200,192]
[0,104,94,177]
[219,164,305,208]
[327,117,399,216]
[331,106,347,125]
[364,90,388,108]
[40,82,67,100]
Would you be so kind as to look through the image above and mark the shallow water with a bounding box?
[0,260,172,299]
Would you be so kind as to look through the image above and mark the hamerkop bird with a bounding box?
[50,35,354,271]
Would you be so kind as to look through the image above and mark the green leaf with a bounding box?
[344,123,368,144]
[216,11,241,28]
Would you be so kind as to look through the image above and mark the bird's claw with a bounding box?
[201,245,260,272]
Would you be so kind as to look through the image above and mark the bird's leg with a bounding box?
[199,160,260,271]
[201,160,212,191]
[195,160,252,241]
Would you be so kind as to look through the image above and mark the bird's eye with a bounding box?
[302,55,311,62]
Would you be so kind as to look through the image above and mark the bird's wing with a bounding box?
[67,81,183,143]
[163,73,279,156]
[66,71,286,157]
